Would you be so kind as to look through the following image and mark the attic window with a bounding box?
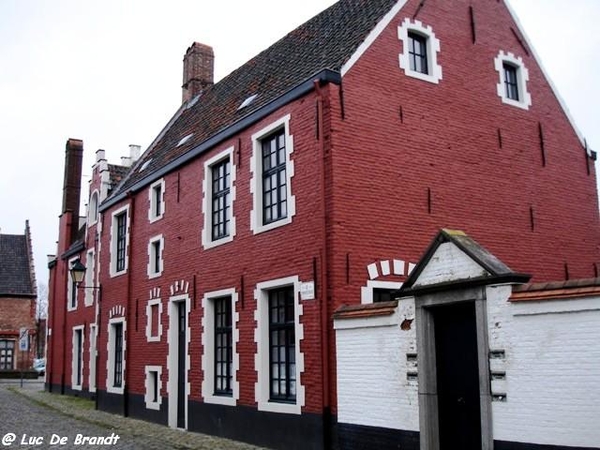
[177,134,194,147]
[139,159,153,173]
[238,94,258,110]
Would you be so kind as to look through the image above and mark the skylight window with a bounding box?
[238,94,258,110]
[177,134,194,147]
[139,159,153,172]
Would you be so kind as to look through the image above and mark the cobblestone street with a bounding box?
[0,380,264,450]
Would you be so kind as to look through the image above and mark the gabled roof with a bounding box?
[102,0,398,210]
[400,229,530,295]
[0,233,35,297]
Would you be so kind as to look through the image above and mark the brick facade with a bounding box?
[47,1,600,449]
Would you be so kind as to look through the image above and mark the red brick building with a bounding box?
[0,221,37,372]
[46,1,600,449]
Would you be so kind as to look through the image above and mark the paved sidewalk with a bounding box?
[0,381,265,450]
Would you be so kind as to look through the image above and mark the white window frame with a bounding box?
[109,205,130,278]
[398,18,443,84]
[146,297,162,342]
[144,365,163,410]
[254,276,305,415]
[71,325,85,390]
[88,190,99,225]
[106,317,126,394]
[148,178,165,223]
[201,288,239,406]
[67,257,79,311]
[250,115,296,235]
[147,234,164,279]
[202,147,237,249]
[494,50,532,110]
[84,249,95,307]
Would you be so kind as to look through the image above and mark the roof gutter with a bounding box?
[100,68,342,213]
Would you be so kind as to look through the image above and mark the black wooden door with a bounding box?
[434,302,482,450]
[177,301,186,428]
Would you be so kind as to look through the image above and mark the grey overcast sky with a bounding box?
[1,0,599,288]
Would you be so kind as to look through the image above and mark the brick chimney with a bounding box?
[182,42,214,104]
[62,138,83,215]
[61,138,83,245]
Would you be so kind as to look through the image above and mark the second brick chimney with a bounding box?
[182,42,214,104]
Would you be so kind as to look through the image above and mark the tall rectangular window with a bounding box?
[115,212,127,272]
[74,328,83,387]
[113,322,123,388]
[408,32,428,74]
[214,296,232,396]
[503,63,519,101]
[262,130,287,225]
[68,258,79,310]
[268,287,296,402]
[153,184,162,218]
[211,159,231,240]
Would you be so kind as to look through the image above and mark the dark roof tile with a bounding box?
[107,0,397,203]
[0,234,35,295]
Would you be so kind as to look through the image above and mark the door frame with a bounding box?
[167,294,190,429]
[415,286,492,450]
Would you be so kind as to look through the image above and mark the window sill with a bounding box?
[204,393,236,407]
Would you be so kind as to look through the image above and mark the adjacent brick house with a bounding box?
[0,221,37,372]
[47,0,600,449]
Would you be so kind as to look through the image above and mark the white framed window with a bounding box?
[146,297,162,342]
[201,288,239,406]
[361,280,403,304]
[89,324,97,393]
[107,318,125,394]
[250,115,296,235]
[71,325,84,390]
[494,51,531,110]
[67,257,79,311]
[88,190,99,225]
[148,178,165,222]
[202,147,236,249]
[109,205,130,277]
[144,365,163,410]
[84,249,95,307]
[147,234,164,279]
[398,18,442,84]
[254,276,305,415]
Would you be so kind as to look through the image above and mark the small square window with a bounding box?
[398,19,442,84]
[494,51,531,110]
[146,298,162,342]
[144,365,162,410]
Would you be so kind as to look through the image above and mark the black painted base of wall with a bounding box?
[127,392,168,426]
[188,400,325,450]
[495,441,599,450]
[337,422,419,450]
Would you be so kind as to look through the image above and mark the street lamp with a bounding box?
[70,259,88,284]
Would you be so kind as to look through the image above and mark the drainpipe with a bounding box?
[313,79,331,444]
[123,192,135,417]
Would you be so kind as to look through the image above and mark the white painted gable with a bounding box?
[413,242,490,287]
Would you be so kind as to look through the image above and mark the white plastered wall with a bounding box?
[334,298,418,431]
[486,286,600,448]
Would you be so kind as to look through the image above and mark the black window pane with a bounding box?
[113,323,123,387]
[373,288,397,303]
[268,287,296,402]
[408,32,428,74]
[261,130,287,225]
[116,213,127,272]
[211,158,231,241]
[214,296,232,396]
[504,63,520,101]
